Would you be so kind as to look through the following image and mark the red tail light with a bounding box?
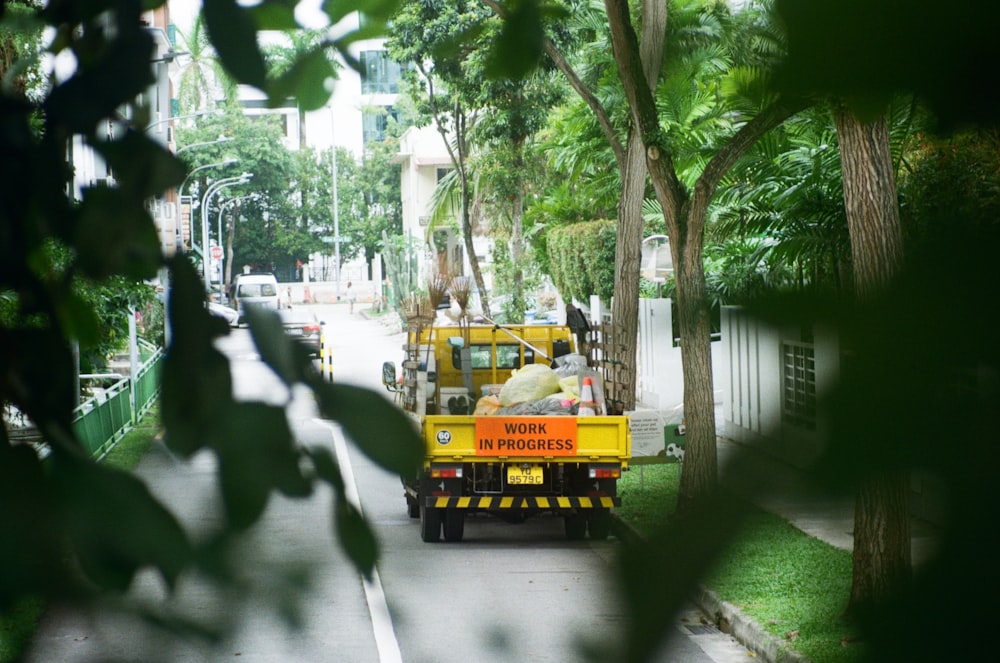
[430,466,463,479]
[589,465,621,479]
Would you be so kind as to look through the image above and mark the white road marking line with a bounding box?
[318,420,403,663]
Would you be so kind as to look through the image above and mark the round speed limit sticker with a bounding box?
[436,430,452,446]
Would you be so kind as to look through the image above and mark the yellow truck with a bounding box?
[382,323,631,542]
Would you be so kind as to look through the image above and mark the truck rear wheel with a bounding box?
[588,510,611,540]
[443,509,465,542]
[420,502,441,542]
[564,513,587,540]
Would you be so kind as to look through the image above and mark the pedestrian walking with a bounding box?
[346,281,356,313]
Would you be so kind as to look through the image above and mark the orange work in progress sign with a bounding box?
[475,417,578,456]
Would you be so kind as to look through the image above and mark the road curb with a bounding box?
[610,514,813,663]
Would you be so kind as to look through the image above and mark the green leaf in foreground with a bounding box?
[203,0,268,89]
[267,48,336,112]
[246,306,304,388]
[51,453,192,593]
[312,382,423,477]
[162,258,233,457]
[308,446,378,579]
[216,401,312,529]
[335,500,377,580]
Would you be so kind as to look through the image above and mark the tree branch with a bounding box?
[603,0,683,214]
[480,0,625,168]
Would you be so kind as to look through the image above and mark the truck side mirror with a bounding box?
[381,361,397,391]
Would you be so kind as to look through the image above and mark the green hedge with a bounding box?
[546,219,616,304]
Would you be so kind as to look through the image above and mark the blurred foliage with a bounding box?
[776,0,1000,129]
[0,0,422,648]
[898,127,1000,260]
[0,238,157,374]
[3,0,999,661]
[355,121,405,264]
[545,219,616,304]
[378,231,422,315]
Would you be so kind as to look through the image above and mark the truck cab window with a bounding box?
[495,345,522,369]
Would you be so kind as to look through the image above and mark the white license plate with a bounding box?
[507,465,543,485]
[286,328,303,336]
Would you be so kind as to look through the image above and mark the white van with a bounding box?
[232,273,280,323]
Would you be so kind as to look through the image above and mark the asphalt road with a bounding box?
[25,303,754,663]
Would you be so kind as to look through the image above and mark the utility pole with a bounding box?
[330,106,341,300]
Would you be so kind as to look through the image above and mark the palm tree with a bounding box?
[174,14,234,114]
[713,110,850,292]
[712,98,924,297]
[263,30,334,149]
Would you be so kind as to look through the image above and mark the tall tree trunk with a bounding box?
[459,165,492,320]
[833,108,911,612]
[225,203,238,292]
[613,130,645,411]
[510,141,526,315]
[483,0,636,392]
[299,107,307,150]
[428,93,491,320]
[610,0,667,412]
[605,0,807,506]
[606,0,718,505]
[673,196,718,503]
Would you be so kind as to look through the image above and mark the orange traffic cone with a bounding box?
[578,376,596,416]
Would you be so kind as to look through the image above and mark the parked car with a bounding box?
[232,273,280,324]
[207,301,239,326]
[278,308,323,356]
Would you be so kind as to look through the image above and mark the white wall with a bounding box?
[637,298,724,411]
[720,305,839,468]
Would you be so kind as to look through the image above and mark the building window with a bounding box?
[782,341,816,430]
[362,106,402,144]
[360,50,403,94]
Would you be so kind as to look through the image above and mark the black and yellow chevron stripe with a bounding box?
[426,495,619,510]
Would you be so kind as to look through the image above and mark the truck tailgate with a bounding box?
[417,414,631,464]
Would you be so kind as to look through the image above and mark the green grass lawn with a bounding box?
[100,404,160,471]
[617,462,865,663]
[0,597,44,663]
[0,407,161,663]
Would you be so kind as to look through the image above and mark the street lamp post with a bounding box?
[329,106,341,300]
[144,109,220,133]
[179,158,238,253]
[176,135,232,156]
[217,195,254,301]
[201,174,253,294]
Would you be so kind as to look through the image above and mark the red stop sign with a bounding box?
[210,246,223,260]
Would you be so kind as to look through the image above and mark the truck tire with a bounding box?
[420,502,441,542]
[407,498,419,518]
[588,510,611,540]
[564,513,587,540]
[443,509,465,542]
